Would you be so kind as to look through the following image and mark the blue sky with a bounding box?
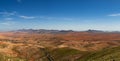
[0,0,120,31]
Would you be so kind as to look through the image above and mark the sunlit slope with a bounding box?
[49,47,89,61]
[77,46,120,61]
[0,53,26,61]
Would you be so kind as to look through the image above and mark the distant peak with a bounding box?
[86,29,104,33]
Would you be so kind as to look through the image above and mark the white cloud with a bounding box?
[108,13,120,16]
[0,11,16,16]
[19,15,36,19]
[0,11,74,21]
[1,21,16,26]
[0,11,36,20]
[4,18,13,20]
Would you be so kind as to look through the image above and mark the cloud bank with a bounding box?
[19,15,36,19]
[108,13,120,16]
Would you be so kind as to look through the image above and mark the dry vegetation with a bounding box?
[0,32,119,61]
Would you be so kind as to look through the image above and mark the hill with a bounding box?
[77,46,120,61]
[0,29,119,60]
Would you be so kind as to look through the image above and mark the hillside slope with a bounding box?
[77,46,120,61]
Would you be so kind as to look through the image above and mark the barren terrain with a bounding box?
[0,30,119,61]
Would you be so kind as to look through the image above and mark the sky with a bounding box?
[0,0,120,31]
